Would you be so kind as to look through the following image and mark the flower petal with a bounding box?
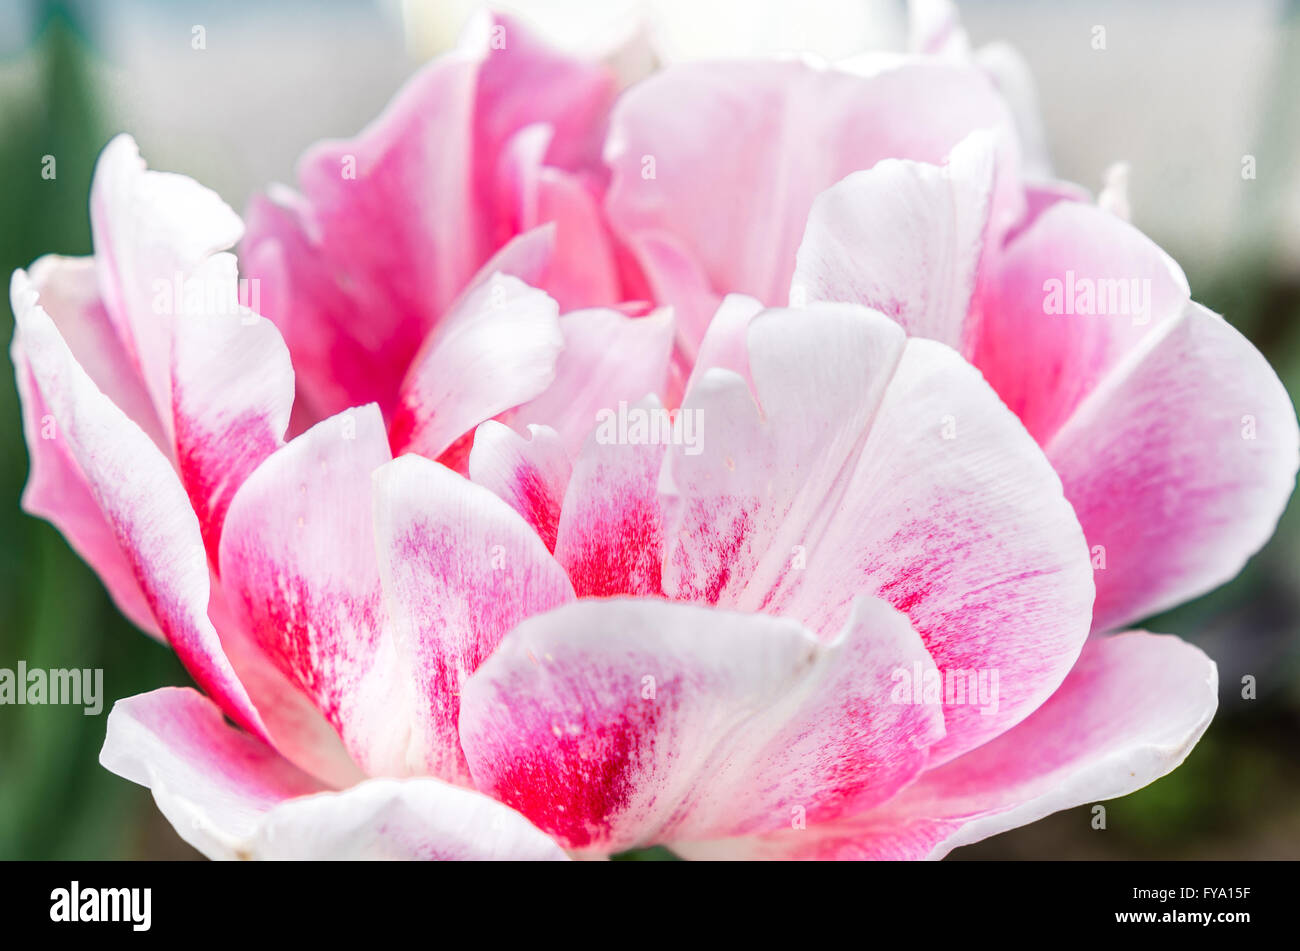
[89,135,243,443]
[241,13,615,421]
[467,421,572,552]
[684,293,764,392]
[973,201,1298,630]
[11,269,267,741]
[12,256,164,636]
[510,305,674,457]
[791,130,996,350]
[218,404,408,774]
[169,253,294,562]
[972,201,1191,445]
[372,454,574,783]
[604,58,1021,350]
[87,136,294,559]
[679,631,1216,859]
[459,596,944,853]
[497,124,621,311]
[1048,301,1300,630]
[101,687,567,860]
[663,304,907,608]
[553,398,668,597]
[389,275,564,460]
[774,335,1095,761]
[664,304,1094,762]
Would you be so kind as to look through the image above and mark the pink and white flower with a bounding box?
[10,10,1294,859]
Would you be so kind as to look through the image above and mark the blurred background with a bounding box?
[0,0,1297,860]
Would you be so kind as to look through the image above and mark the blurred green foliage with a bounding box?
[0,2,1297,861]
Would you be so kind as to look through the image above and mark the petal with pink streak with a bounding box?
[101,687,567,860]
[241,13,615,421]
[390,275,564,460]
[12,256,164,636]
[553,397,668,597]
[88,135,243,443]
[970,200,1190,446]
[771,336,1094,762]
[678,631,1216,859]
[169,253,294,562]
[12,258,359,785]
[467,421,572,552]
[11,270,267,741]
[218,404,409,775]
[496,124,621,311]
[510,305,674,457]
[972,202,1298,630]
[468,12,614,176]
[206,580,365,788]
[791,131,996,351]
[240,190,369,422]
[372,454,574,782]
[86,137,294,559]
[1048,301,1299,631]
[663,305,1093,761]
[662,304,907,609]
[604,59,1021,350]
[460,596,945,854]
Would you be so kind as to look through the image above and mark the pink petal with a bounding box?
[618,232,723,361]
[1049,301,1300,631]
[663,304,907,609]
[971,201,1189,446]
[240,190,369,421]
[389,275,564,459]
[497,124,621,311]
[241,13,615,421]
[604,59,1021,350]
[459,596,945,853]
[510,305,675,457]
[778,338,1094,762]
[218,404,408,775]
[89,135,243,442]
[101,687,567,860]
[206,581,365,788]
[12,256,164,636]
[680,631,1216,859]
[665,304,1094,762]
[13,258,357,786]
[169,254,294,562]
[11,270,268,741]
[973,202,1298,630]
[372,454,574,783]
[684,293,764,393]
[87,137,294,559]
[792,131,996,351]
[552,398,668,597]
[467,421,572,552]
